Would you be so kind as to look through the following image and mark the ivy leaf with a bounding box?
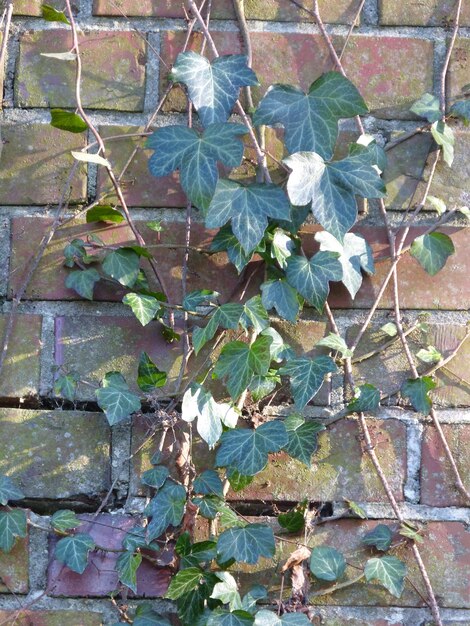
[362,524,393,551]
[96,372,141,425]
[401,376,436,415]
[206,180,291,255]
[283,414,325,466]
[316,333,353,358]
[211,572,243,611]
[134,604,171,626]
[123,293,163,326]
[54,373,78,401]
[183,289,219,311]
[51,510,80,533]
[64,238,87,267]
[102,249,140,287]
[253,72,367,158]
[122,526,160,552]
[249,373,278,402]
[427,195,447,215]
[271,229,295,268]
[55,533,95,574]
[137,352,167,393]
[285,252,343,313]
[42,4,70,24]
[410,232,455,276]
[214,335,273,400]
[381,322,397,337]
[117,550,142,593]
[399,522,424,544]
[216,421,288,476]
[50,109,87,133]
[260,279,300,323]
[254,610,311,626]
[278,501,307,533]
[310,546,346,581]
[0,510,27,553]
[241,296,269,335]
[192,302,244,354]
[279,356,337,409]
[450,99,470,125]
[431,121,455,166]
[217,523,275,565]
[147,124,247,210]
[348,384,381,414]
[262,328,295,363]
[141,465,170,489]
[166,567,205,600]
[65,269,100,300]
[410,93,441,123]
[72,150,110,168]
[416,346,442,364]
[193,495,222,520]
[86,205,124,223]
[194,470,224,498]
[227,469,254,493]
[207,610,255,626]
[170,52,258,127]
[315,231,375,299]
[0,475,25,505]
[364,556,406,597]
[146,480,187,542]
[182,384,238,448]
[210,225,252,273]
[344,499,367,519]
[284,151,385,243]
[241,585,267,614]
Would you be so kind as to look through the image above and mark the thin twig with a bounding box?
[0,0,13,93]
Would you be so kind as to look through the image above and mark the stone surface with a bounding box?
[449,39,470,104]
[0,409,111,499]
[48,514,171,597]
[379,0,470,25]
[0,123,87,205]
[0,611,101,626]
[421,423,470,507]
[0,522,29,594]
[13,0,78,15]
[15,30,146,111]
[161,31,433,119]
[0,315,42,399]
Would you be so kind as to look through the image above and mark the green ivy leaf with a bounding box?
[310,546,346,581]
[348,384,381,414]
[217,523,275,565]
[285,252,343,313]
[271,229,295,268]
[401,376,436,415]
[137,352,167,392]
[216,421,288,476]
[50,108,87,133]
[410,232,455,276]
[284,151,385,243]
[431,120,455,166]
[262,328,294,363]
[242,586,268,614]
[362,524,393,551]
[0,509,27,553]
[0,475,25,505]
[64,238,87,267]
[344,499,367,519]
[193,495,222,520]
[122,526,160,552]
[86,205,125,223]
[211,571,243,611]
[192,302,244,354]
[141,465,170,489]
[134,604,171,626]
[381,322,397,337]
[146,480,187,541]
[249,373,278,402]
[161,324,181,343]
[166,567,205,599]
[54,373,78,401]
[170,52,258,127]
[317,333,353,357]
[450,99,470,124]
[241,296,269,335]
[416,346,442,364]
[55,533,95,574]
[227,469,254,493]
[117,550,142,593]
[206,180,291,255]
[315,231,375,299]
[182,384,238,448]
[51,510,80,533]
[410,93,441,123]
[214,335,273,400]
[210,225,252,273]
[194,470,224,498]
[147,123,247,210]
[65,268,100,300]
[399,522,424,543]
[102,249,140,287]
[183,289,219,311]
[283,414,325,466]
[217,503,246,529]
[207,610,255,626]
[279,356,337,409]
[253,72,367,158]
[426,195,447,215]
[254,610,311,625]
[122,293,162,326]
[278,501,307,533]
[42,4,70,24]
[260,279,300,323]
[364,556,406,597]
[96,372,141,425]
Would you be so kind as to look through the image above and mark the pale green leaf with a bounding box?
[86,205,125,223]
[254,610,311,625]
[426,195,447,216]
[410,93,441,122]
[51,510,80,533]
[317,333,353,357]
[123,293,162,326]
[364,556,406,597]
[410,232,455,276]
[211,572,243,611]
[381,322,397,337]
[96,371,141,425]
[54,373,78,401]
[182,384,238,448]
[42,4,70,23]
[71,151,111,168]
[431,121,455,166]
[166,567,205,600]
[416,346,442,364]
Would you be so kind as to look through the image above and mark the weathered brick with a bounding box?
[13,0,78,15]
[0,409,111,499]
[309,615,402,626]
[421,422,470,507]
[0,521,28,594]
[449,39,470,104]
[0,610,102,625]
[161,32,433,119]
[0,123,86,205]
[0,315,42,399]
[15,30,146,111]
[379,0,470,26]
[48,514,171,596]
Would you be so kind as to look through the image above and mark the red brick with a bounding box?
[0,123,86,205]
[449,39,470,110]
[48,514,171,597]
[0,520,29,594]
[380,0,470,26]
[161,32,433,119]
[421,422,470,507]
[13,0,78,15]
[0,315,42,399]
[15,30,146,111]
[0,611,101,626]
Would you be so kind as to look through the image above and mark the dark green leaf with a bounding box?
[134,603,171,626]
[431,120,455,166]
[260,279,300,323]
[278,507,306,533]
[206,180,291,255]
[364,556,406,597]
[102,248,140,287]
[141,465,170,489]
[161,323,181,343]
[0,509,27,553]
[317,333,353,357]
[51,509,80,532]
[54,373,78,401]
[254,72,367,158]
[65,268,100,300]
[285,252,342,313]
[279,356,337,409]
[194,470,224,498]
[283,414,325,466]
[216,421,288,476]
[242,586,267,614]
[137,352,167,392]
[410,93,441,123]
[249,373,278,402]
[262,328,295,363]
[182,384,238,448]
[254,610,311,625]
[348,384,380,414]
[210,225,252,273]
[362,524,393,551]
[117,550,142,593]
[166,567,205,599]
[146,480,187,541]
[207,610,255,626]
[227,468,253,492]
[177,587,209,625]
[42,4,70,24]
[310,546,346,581]
[64,238,86,267]
[170,52,258,127]
[55,533,95,574]
[183,290,220,311]
[401,376,436,415]
[410,232,455,276]
[0,475,25,505]
[193,495,222,520]
[96,371,141,425]
[450,99,470,124]
[86,205,124,223]
[241,296,269,335]
[217,523,275,565]
[50,108,87,133]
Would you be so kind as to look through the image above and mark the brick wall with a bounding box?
[0,1,469,625]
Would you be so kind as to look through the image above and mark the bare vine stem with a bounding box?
[0,0,13,91]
